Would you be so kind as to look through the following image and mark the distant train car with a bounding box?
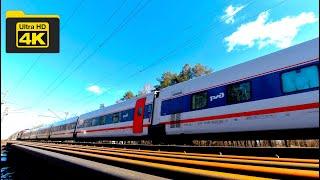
[151,37,319,141]
[75,93,155,140]
[36,124,52,140]
[16,130,25,140]
[50,117,78,140]
[20,129,31,140]
[29,128,39,140]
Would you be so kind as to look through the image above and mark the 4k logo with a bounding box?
[16,22,49,48]
[6,11,59,53]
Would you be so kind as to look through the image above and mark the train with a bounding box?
[8,38,319,144]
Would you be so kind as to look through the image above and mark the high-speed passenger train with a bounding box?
[10,38,319,143]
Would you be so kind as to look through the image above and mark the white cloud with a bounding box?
[224,11,318,52]
[221,5,245,24]
[86,85,103,94]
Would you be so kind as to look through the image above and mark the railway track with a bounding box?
[53,140,319,159]
[7,141,320,179]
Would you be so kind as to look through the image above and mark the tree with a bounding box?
[155,72,178,89]
[177,64,192,82]
[191,63,212,78]
[121,91,134,101]
[154,63,212,90]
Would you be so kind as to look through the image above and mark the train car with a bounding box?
[36,124,52,140]
[50,117,78,140]
[16,130,26,140]
[29,128,39,140]
[151,37,319,141]
[20,129,31,140]
[75,93,155,140]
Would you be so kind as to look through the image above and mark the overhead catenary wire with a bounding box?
[8,0,86,99]
[30,0,128,107]
[71,0,258,110]
[74,0,288,113]
[60,0,240,110]
[31,0,152,109]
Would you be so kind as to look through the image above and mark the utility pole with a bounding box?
[1,107,8,123]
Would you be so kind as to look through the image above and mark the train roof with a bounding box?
[51,116,79,127]
[158,38,319,99]
[79,92,155,120]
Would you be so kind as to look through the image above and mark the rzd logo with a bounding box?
[6,11,59,53]
[16,22,49,48]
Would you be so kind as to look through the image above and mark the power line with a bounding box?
[60,0,237,110]
[75,0,288,112]
[70,0,255,108]
[30,0,128,107]
[32,0,152,108]
[8,0,86,99]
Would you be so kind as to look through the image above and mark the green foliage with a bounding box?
[121,91,135,101]
[119,63,212,102]
[155,63,212,89]
[154,72,179,90]
[192,63,212,78]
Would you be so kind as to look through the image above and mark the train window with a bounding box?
[99,116,106,125]
[84,119,93,127]
[112,113,119,123]
[71,123,76,129]
[78,119,85,128]
[227,81,251,104]
[92,118,100,126]
[144,105,152,119]
[138,107,143,116]
[106,115,113,124]
[191,91,208,110]
[281,65,319,93]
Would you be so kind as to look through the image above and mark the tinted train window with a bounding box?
[106,115,113,124]
[112,113,119,123]
[138,107,143,116]
[281,65,319,93]
[99,116,106,125]
[227,81,251,104]
[84,119,93,127]
[92,118,100,126]
[191,91,208,110]
[71,122,76,129]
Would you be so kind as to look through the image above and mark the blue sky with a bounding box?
[1,0,319,138]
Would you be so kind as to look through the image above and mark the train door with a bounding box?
[133,97,146,134]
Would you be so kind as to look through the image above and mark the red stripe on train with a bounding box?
[160,102,319,125]
[77,124,150,133]
[75,102,318,133]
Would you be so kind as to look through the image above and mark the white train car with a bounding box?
[76,93,155,139]
[36,124,52,140]
[20,129,31,140]
[152,38,319,139]
[50,117,78,140]
[29,128,39,140]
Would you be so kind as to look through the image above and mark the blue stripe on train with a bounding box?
[161,62,319,116]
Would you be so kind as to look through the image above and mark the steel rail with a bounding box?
[56,141,320,163]
[21,142,319,179]
[25,142,318,169]
[19,143,271,179]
